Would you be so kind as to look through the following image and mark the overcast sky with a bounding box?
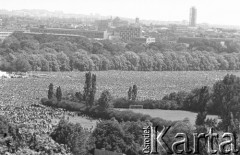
[1,0,240,25]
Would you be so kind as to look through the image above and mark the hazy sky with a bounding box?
[1,0,240,25]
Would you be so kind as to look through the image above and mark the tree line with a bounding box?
[1,32,240,72]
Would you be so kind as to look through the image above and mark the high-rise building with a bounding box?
[189,7,197,27]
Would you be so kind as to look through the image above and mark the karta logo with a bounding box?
[142,126,239,154]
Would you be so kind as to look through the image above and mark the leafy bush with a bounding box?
[51,119,89,155]
[98,90,112,109]
[90,119,148,155]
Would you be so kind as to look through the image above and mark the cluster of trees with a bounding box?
[1,32,240,72]
[88,119,149,155]
[187,39,240,53]
[211,74,240,132]
[50,116,198,155]
[128,85,138,101]
[163,74,240,133]
[47,83,62,102]
[46,72,112,111]
[50,119,88,155]
[114,74,240,134]
[162,87,213,112]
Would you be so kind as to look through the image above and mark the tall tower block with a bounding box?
[189,7,197,27]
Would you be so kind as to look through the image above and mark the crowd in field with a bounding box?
[0,104,95,134]
[0,99,96,155]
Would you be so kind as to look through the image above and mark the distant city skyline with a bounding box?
[1,0,240,26]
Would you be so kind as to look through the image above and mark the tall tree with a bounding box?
[212,74,240,132]
[195,86,210,126]
[56,86,62,102]
[128,86,132,100]
[89,74,97,107]
[48,83,54,99]
[83,72,92,104]
[132,85,138,101]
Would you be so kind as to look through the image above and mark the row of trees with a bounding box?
[1,32,240,72]
[3,50,240,72]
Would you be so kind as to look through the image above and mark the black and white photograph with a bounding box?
[1,0,240,154]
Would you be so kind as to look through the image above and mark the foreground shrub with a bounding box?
[51,119,89,155]
[90,119,147,155]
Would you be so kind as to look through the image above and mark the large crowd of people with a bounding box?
[0,103,95,134]
[0,72,99,154]
[0,98,96,154]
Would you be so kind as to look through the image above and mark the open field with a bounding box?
[0,70,239,126]
[117,108,219,125]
